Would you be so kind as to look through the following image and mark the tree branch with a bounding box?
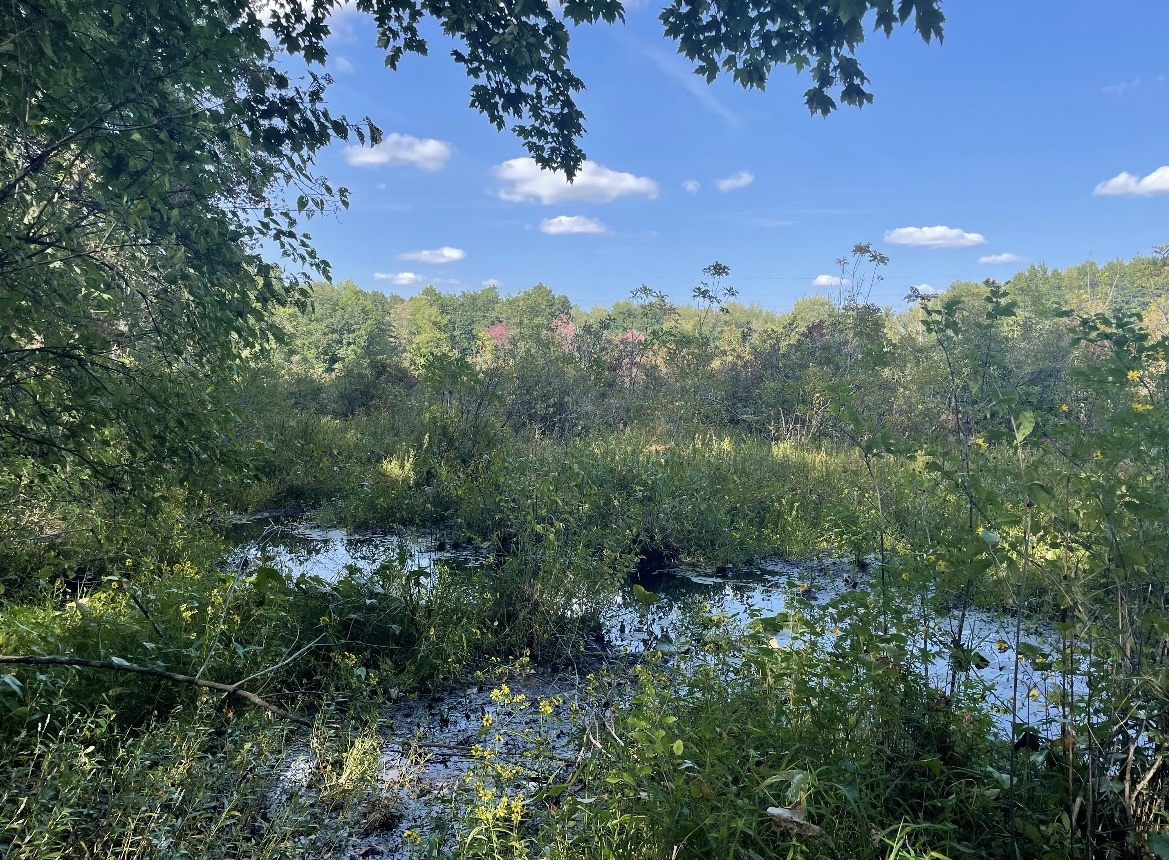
[0,655,310,726]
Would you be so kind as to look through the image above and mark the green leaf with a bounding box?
[1014,411,1036,444]
[1148,834,1169,859]
[631,583,660,608]
[0,674,23,696]
[251,565,288,595]
[672,739,684,755]
[755,611,795,633]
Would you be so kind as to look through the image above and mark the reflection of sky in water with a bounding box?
[230,523,1077,740]
[225,520,490,580]
[612,559,1078,740]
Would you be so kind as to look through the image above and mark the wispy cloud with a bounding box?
[345,133,452,171]
[885,225,987,248]
[682,180,700,194]
[493,158,658,204]
[540,215,607,235]
[374,272,425,286]
[978,252,1027,265]
[398,246,466,264]
[1093,166,1169,197]
[753,217,795,228]
[1102,77,1141,95]
[910,283,941,297]
[330,55,355,74]
[641,45,739,127]
[716,171,755,192]
[812,274,851,288]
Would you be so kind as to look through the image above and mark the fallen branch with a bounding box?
[0,655,309,726]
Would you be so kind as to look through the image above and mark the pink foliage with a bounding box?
[484,320,512,346]
[550,313,577,349]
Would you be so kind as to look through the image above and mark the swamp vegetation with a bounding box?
[3,248,1169,859]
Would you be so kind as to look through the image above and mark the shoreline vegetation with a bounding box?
[3,251,1169,858]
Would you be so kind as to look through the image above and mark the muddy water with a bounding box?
[228,520,1071,737]
[234,522,1073,858]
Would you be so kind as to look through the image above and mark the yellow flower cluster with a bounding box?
[473,794,525,828]
[490,683,528,707]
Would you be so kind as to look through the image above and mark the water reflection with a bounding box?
[229,522,1074,740]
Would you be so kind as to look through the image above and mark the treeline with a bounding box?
[249,248,1169,449]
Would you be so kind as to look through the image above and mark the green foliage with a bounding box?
[659,0,944,114]
[544,596,1000,859]
[1,706,345,860]
[1,0,367,488]
[7,246,1169,860]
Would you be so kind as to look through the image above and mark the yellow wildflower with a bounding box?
[1058,403,1069,413]
[1133,401,1153,413]
[1127,369,1141,382]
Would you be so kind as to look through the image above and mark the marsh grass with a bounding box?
[1,703,353,860]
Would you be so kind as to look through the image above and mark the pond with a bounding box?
[229,518,1071,738]
[236,519,1077,858]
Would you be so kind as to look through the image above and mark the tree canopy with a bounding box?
[270,0,945,175]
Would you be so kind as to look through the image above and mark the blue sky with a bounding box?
[294,0,1169,312]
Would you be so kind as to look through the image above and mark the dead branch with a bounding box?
[0,655,309,726]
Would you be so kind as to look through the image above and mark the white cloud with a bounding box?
[344,133,452,171]
[374,272,424,286]
[493,158,658,204]
[482,279,500,288]
[1093,166,1169,197]
[398,246,466,264]
[682,180,700,194]
[259,0,358,23]
[978,252,1027,265]
[540,215,607,235]
[884,225,987,248]
[716,171,754,192]
[1102,77,1141,95]
[911,283,941,296]
[812,275,851,288]
[331,55,355,73]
